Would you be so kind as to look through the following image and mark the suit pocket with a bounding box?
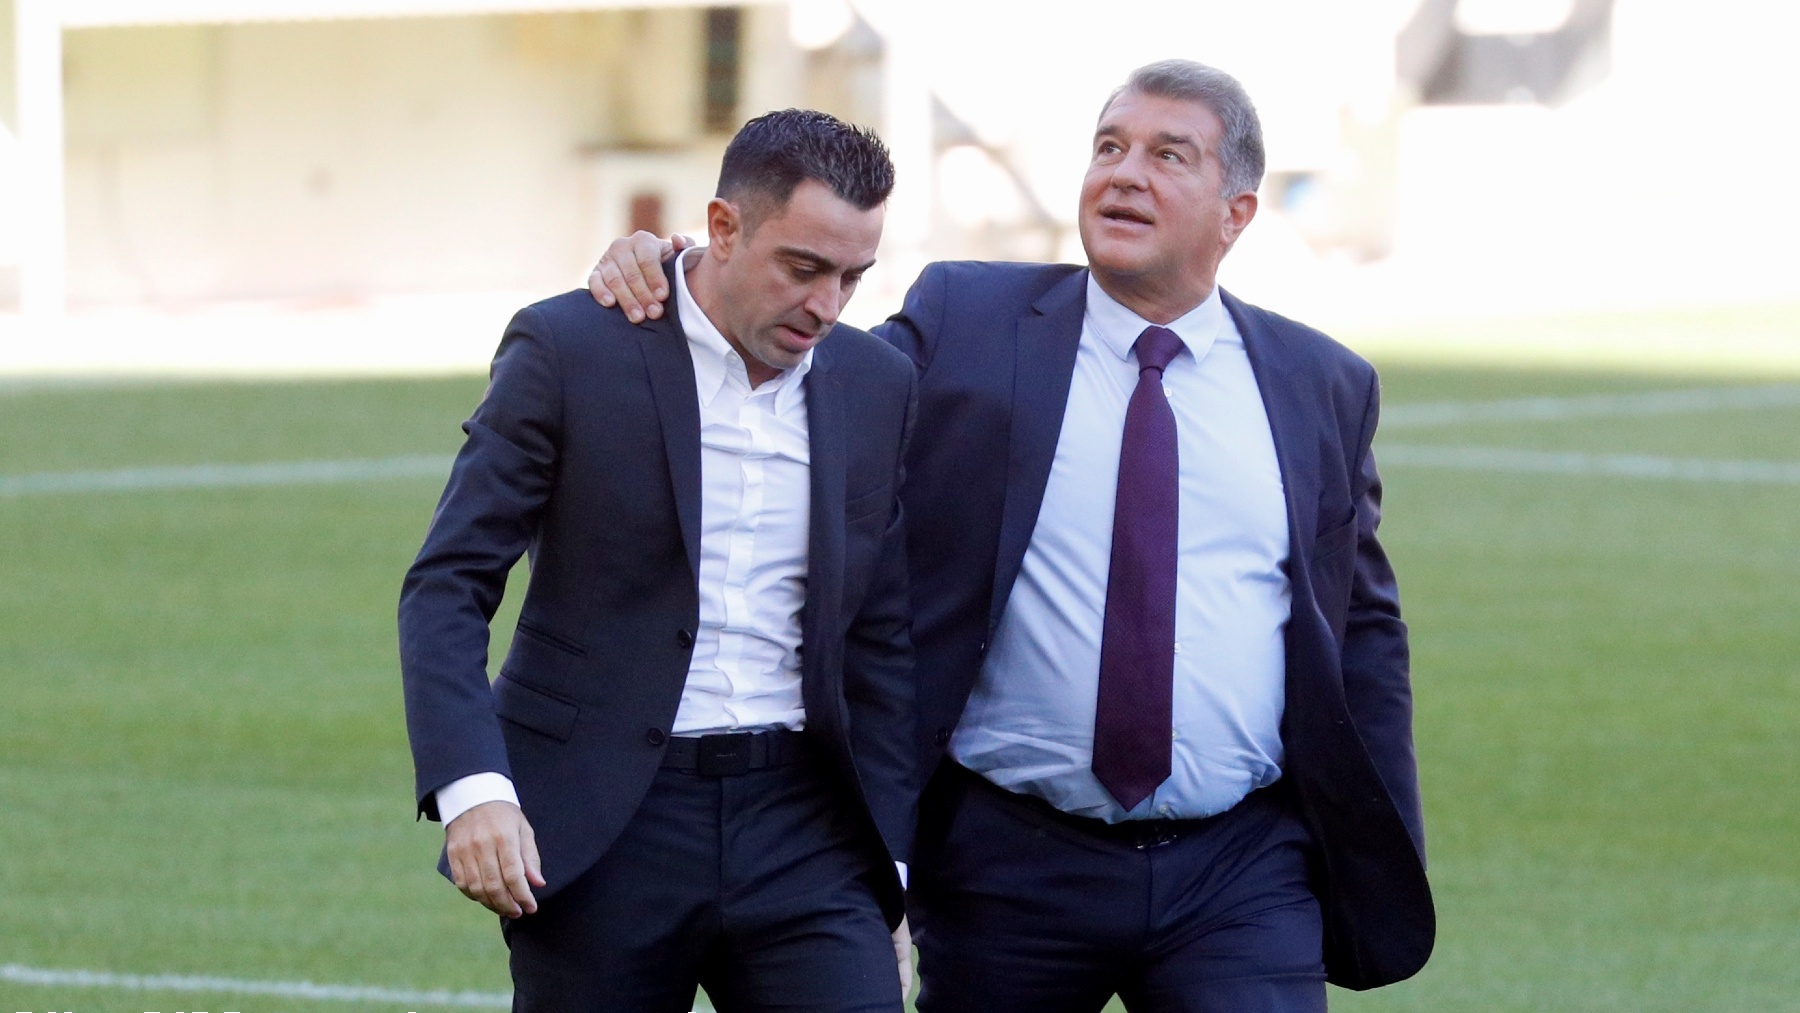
[844,482,893,524]
[514,618,587,657]
[493,673,580,742]
[1310,515,1356,565]
[1308,516,1357,639]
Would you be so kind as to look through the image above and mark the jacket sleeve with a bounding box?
[1339,371,1425,860]
[872,262,947,374]
[398,308,562,819]
[839,365,921,864]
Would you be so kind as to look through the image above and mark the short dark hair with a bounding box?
[1101,60,1265,198]
[716,109,895,223]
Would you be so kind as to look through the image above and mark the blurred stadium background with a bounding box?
[2,0,1796,1010]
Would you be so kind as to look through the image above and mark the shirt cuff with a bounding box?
[896,861,908,890]
[435,772,518,827]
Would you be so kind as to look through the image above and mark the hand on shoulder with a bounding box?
[588,232,691,322]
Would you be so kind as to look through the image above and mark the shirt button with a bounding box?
[677,629,694,648]
[645,728,667,746]
[1172,728,1180,741]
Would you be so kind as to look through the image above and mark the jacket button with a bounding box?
[676,629,694,648]
[934,727,951,747]
[646,728,667,746]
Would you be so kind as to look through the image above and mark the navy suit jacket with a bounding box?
[399,273,919,926]
[877,262,1433,988]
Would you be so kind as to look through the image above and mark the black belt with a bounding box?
[950,761,1248,850]
[661,729,809,776]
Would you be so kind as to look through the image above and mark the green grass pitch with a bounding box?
[0,361,1795,1012]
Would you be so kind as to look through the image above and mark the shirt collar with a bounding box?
[1083,273,1228,366]
[674,246,814,409]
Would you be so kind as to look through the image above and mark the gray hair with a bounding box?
[1101,60,1265,198]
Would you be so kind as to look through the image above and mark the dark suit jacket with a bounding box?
[399,271,919,926]
[877,261,1433,988]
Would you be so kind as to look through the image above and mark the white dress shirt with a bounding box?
[435,250,813,825]
[948,275,1292,823]
[669,249,813,735]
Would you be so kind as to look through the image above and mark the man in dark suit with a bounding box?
[590,60,1432,1012]
[401,109,919,1012]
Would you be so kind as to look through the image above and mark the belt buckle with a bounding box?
[1134,823,1180,850]
[696,733,754,776]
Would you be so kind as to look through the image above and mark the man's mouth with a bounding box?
[1100,206,1154,226]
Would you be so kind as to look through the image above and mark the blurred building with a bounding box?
[0,0,915,316]
[4,0,1799,338]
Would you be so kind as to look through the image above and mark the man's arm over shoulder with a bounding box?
[872,261,1086,370]
[1340,367,1424,859]
[399,304,565,819]
[872,262,950,372]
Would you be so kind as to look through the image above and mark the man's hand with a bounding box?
[892,915,914,998]
[587,231,690,322]
[445,800,545,918]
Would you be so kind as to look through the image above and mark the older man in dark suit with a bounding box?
[591,60,1433,1012]
[402,109,919,1012]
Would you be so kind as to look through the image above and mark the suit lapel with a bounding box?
[803,342,846,689]
[1225,288,1320,585]
[988,269,1089,634]
[633,262,703,582]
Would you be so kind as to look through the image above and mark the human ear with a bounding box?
[706,198,742,259]
[1223,191,1258,246]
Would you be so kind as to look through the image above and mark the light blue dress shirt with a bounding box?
[948,275,1292,823]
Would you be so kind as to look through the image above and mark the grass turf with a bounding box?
[1,365,1795,1012]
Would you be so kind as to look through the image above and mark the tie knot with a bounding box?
[1134,326,1183,374]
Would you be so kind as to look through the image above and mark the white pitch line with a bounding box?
[1380,444,1800,486]
[4,385,1798,498]
[0,963,510,1007]
[0,455,452,498]
[1383,384,1800,429]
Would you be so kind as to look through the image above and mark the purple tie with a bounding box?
[1093,325,1184,811]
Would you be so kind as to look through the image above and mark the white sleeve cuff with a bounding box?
[435,772,518,827]
[896,861,908,890]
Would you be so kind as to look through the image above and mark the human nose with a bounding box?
[803,278,842,327]
[1109,147,1150,190]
